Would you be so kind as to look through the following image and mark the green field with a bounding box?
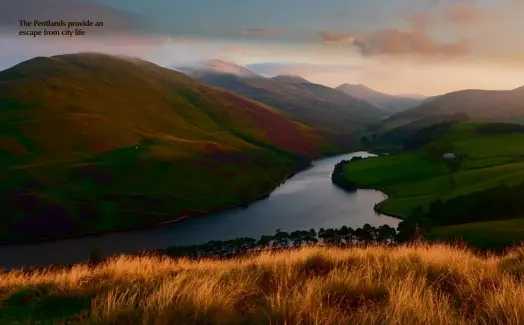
[343,123,524,216]
[426,218,524,251]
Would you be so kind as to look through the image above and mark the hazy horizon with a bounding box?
[2,0,524,96]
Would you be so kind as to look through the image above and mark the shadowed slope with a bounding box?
[176,60,389,150]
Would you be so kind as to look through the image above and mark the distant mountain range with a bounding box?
[335,84,423,113]
[176,60,524,154]
[175,60,391,150]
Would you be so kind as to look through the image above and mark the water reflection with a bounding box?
[0,152,399,269]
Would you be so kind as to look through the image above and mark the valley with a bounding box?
[5,0,524,323]
[0,53,410,245]
[3,52,524,252]
[175,60,392,150]
[4,52,524,255]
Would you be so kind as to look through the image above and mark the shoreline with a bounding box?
[332,151,406,221]
[336,182,406,220]
[0,160,314,247]
[367,186,406,220]
[352,153,406,220]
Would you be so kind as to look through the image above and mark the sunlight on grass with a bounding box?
[344,123,524,216]
[2,243,524,324]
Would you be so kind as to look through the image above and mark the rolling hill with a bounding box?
[366,87,524,150]
[344,122,524,217]
[336,83,422,113]
[385,86,524,128]
[368,113,471,151]
[0,52,324,242]
[175,60,389,150]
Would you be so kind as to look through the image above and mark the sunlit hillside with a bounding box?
[2,243,524,324]
[0,52,324,243]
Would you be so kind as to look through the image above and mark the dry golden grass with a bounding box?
[3,243,524,324]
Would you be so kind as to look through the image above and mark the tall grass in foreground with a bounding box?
[3,243,524,324]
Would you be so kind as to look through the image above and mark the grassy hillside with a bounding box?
[2,243,524,324]
[343,123,524,215]
[176,63,389,150]
[427,218,524,251]
[371,86,524,143]
[0,52,324,242]
[365,113,470,152]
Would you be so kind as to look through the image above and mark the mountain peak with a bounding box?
[336,83,378,94]
[271,74,311,83]
[336,83,423,113]
[337,83,373,91]
[174,59,261,78]
[512,85,524,93]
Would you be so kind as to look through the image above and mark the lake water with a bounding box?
[0,151,400,269]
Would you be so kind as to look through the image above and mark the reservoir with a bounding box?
[0,151,400,269]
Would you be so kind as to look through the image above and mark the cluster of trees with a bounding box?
[416,183,524,227]
[477,123,524,135]
[331,157,363,191]
[163,224,400,259]
[403,122,453,151]
[365,114,468,151]
[391,181,524,240]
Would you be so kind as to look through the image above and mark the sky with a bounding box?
[1,0,524,95]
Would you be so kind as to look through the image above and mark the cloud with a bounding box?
[246,62,358,77]
[242,28,280,36]
[334,0,524,61]
[442,3,481,24]
[353,29,469,58]
[172,36,194,46]
[405,2,504,28]
[320,31,355,45]
[403,11,434,31]
[408,0,524,28]
[226,46,250,54]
